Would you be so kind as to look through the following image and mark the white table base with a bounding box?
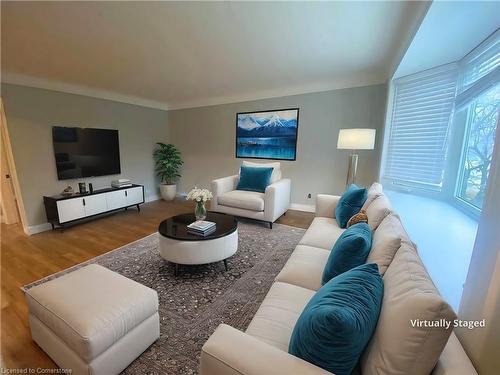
[159,229,238,273]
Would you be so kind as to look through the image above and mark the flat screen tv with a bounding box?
[52,126,121,180]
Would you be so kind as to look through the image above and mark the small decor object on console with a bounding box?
[111,178,132,188]
[60,186,74,197]
[186,187,213,221]
[78,182,87,194]
[347,209,368,228]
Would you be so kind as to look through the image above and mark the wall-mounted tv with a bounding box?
[52,126,121,180]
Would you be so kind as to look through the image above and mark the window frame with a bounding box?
[381,30,500,220]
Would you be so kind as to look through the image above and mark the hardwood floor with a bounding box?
[0,200,313,370]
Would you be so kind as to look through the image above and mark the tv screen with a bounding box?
[52,126,121,180]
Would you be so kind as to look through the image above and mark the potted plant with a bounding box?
[153,142,183,200]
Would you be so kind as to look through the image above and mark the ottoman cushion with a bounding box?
[25,264,158,361]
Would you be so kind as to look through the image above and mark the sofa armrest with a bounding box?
[264,178,291,222]
[200,324,329,375]
[315,194,341,218]
[211,175,239,208]
[431,333,478,375]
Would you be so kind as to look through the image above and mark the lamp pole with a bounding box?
[346,151,358,188]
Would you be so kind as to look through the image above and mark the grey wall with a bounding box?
[2,83,169,228]
[169,84,387,206]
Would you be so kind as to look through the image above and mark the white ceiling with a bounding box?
[394,1,500,78]
[2,1,425,110]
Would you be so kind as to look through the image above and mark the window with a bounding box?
[455,85,499,210]
[383,65,458,191]
[383,30,500,216]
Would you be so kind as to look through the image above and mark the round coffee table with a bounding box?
[158,212,238,275]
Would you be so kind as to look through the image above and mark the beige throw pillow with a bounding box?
[368,214,403,275]
[361,182,383,211]
[366,194,392,230]
[241,161,282,183]
[361,243,456,375]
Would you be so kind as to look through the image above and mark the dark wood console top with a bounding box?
[44,184,143,201]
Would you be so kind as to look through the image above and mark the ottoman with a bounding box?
[25,264,159,375]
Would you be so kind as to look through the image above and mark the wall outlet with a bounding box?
[307,193,312,199]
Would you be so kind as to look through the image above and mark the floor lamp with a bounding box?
[337,128,376,188]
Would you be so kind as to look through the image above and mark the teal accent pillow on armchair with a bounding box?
[289,263,383,375]
[322,222,372,284]
[335,184,368,228]
[236,165,274,193]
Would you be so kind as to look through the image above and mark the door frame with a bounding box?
[1,97,29,233]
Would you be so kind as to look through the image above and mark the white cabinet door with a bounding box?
[57,198,85,223]
[83,194,108,216]
[125,187,144,206]
[106,190,127,210]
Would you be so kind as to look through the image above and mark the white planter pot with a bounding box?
[160,184,177,201]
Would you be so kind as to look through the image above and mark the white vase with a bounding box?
[160,184,177,200]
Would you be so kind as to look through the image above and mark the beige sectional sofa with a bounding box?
[200,184,478,375]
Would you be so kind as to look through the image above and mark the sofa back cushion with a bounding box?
[360,243,456,375]
[322,223,372,284]
[237,166,273,193]
[365,194,392,230]
[368,214,405,275]
[335,184,368,228]
[289,263,383,375]
[361,182,383,211]
[242,161,281,183]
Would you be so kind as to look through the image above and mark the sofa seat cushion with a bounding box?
[218,190,265,211]
[360,243,456,375]
[25,264,158,361]
[275,245,330,291]
[299,217,345,250]
[245,282,315,352]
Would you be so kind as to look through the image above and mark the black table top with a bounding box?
[158,212,237,241]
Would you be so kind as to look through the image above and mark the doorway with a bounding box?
[0,98,25,228]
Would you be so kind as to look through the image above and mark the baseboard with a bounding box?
[145,194,160,203]
[26,222,53,235]
[289,203,315,213]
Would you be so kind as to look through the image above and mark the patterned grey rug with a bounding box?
[24,220,305,374]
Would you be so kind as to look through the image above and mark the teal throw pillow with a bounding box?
[289,263,383,375]
[335,184,368,228]
[322,222,372,284]
[236,165,274,193]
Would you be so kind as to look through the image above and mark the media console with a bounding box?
[43,184,145,230]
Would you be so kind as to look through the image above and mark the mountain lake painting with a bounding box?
[236,108,299,160]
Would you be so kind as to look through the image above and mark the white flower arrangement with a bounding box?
[186,187,213,203]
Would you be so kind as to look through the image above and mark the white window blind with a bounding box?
[456,30,500,110]
[460,29,500,91]
[384,64,458,190]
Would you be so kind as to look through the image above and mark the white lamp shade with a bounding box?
[337,128,376,150]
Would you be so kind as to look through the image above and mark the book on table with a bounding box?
[187,226,217,236]
[187,220,216,231]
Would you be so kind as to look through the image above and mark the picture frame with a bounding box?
[235,108,299,161]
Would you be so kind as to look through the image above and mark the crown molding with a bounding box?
[1,71,386,112]
[167,74,387,110]
[1,73,171,111]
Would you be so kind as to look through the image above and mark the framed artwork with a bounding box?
[235,108,299,161]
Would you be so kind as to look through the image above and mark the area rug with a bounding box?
[23,220,306,374]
